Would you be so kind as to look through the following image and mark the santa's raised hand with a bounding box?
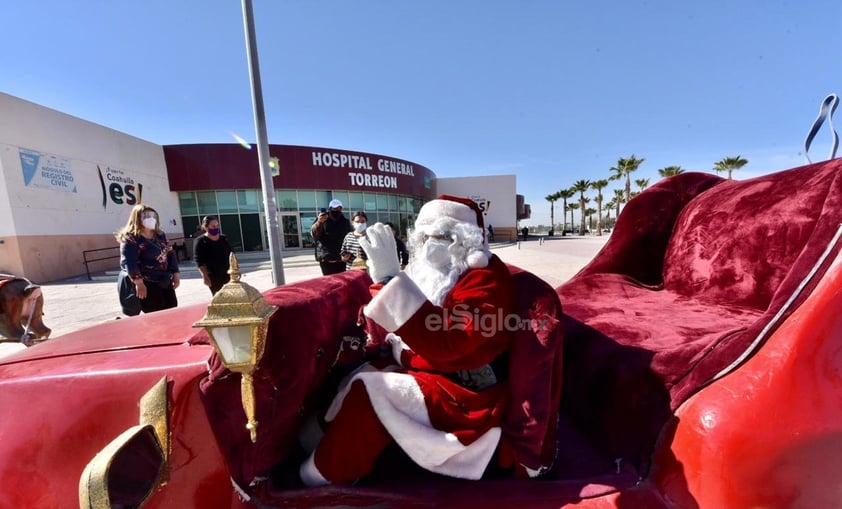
[358,223,400,284]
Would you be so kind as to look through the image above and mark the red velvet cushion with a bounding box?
[559,273,761,462]
[502,266,564,475]
[558,159,842,471]
[664,163,842,310]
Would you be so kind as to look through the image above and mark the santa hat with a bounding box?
[415,195,490,268]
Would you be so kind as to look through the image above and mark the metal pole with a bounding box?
[241,0,285,285]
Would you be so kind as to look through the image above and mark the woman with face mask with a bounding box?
[194,215,233,295]
[340,211,370,271]
[115,204,181,314]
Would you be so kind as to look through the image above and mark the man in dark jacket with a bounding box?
[311,199,352,275]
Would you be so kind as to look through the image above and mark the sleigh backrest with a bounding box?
[663,160,842,310]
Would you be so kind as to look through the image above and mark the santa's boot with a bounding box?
[300,381,393,486]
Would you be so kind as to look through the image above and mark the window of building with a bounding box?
[240,213,263,251]
[376,193,389,211]
[277,190,297,211]
[347,191,363,211]
[388,213,401,235]
[179,192,198,215]
[217,191,238,214]
[297,190,317,210]
[220,215,243,252]
[301,212,317,248]
[238,190,260,212]
[197,191,218,215]
[315,190,332,211]
[182,215,201,238]
[182,187,428,253]
[363,193,377,211]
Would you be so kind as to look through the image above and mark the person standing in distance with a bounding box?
[311,199,352,275]
[384,221,409,270]
[194,216,233,295]
[116,204,180,313]
[341,211,369,271]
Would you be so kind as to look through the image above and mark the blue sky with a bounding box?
[2,1,840,226]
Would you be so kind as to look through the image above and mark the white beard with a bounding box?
[406,254,466,307]
[405,219,486,306]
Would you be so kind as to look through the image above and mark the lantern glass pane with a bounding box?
[211,325,254,365]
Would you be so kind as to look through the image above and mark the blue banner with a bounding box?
[19,148,77,193]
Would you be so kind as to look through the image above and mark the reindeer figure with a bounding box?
[0,275,51,346]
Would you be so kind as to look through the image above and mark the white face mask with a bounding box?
[354,222,367,233]
[421,238,452,268]
[142,217,157,230]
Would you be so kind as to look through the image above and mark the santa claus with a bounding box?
[300,195,517,486]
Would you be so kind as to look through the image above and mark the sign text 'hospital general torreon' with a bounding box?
[311,150,414,190]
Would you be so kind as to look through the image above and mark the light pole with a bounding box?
[241,0,285,285]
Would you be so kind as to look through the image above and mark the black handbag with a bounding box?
[117,271,141,316]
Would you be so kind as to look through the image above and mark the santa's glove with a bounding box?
[385,333,409,366]
[359,223,400,284]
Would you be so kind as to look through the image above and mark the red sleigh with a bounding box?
[2,97,842,508]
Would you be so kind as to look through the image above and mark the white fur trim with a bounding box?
[416,199,478,228]
[386,333,409,366]
[523,463,551,478]
[364,272,427,331]
[326,367,501,480]
[230,477,251,501]
[300,453,330,487]
[466,250,490,269]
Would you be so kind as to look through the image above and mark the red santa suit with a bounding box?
[301,253,516,485]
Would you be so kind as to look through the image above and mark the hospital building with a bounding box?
[0,92,530,282]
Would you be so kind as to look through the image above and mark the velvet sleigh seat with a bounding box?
[193,157,842,507]
[557,158,842,473]
[195,261,570,506]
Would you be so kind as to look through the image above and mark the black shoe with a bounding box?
[269,445,307,491]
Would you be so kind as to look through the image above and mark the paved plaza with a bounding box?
[37,234,610,339]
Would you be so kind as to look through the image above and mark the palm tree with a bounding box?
[545,192,560,235]
[558,188,575,234]
[713,155,748,180]
[658,165,684,178]
[613,189,624,219]
[604,200,614,229]
[591,179,609,236]
[610,154,646,202]
[634,178,650,193]
[567,203,578,233]
[585,208,597,232]
[571,179,591,235]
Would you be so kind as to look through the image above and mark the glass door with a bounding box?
[280,213,301,248]
[240,213,263,251]
[301,212,317,248]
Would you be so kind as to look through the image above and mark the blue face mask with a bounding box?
[208,228,220,236]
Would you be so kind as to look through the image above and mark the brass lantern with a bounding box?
[193,253,277,442]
